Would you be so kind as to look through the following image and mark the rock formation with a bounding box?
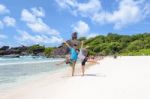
[0,46,28,56]
[51,32,80,56]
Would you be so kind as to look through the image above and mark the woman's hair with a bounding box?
[86,53,89,57]
[73,44,77,46]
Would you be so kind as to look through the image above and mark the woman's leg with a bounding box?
[72,61,76,76]
[81,60,86,76]
[82,65,85,76]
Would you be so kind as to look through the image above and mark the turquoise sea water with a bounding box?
[0,56,65,90]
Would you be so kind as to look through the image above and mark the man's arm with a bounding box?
[80,41,84,49]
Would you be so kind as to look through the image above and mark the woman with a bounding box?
[64,41,79,76]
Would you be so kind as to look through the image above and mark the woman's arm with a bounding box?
[64,41,71,48]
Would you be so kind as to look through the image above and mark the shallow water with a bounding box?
[0,56,65,90]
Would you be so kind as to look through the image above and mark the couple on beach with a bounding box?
[65,41,87,76]
[57,41,98,76]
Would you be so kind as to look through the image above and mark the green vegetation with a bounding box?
[27,44,45,55]
[44,47,55,57]
[81,33,150,56]
[27,44,55,57]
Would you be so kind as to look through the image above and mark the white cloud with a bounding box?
[0,32,7,47]
[56,0,150,29]
[20,7,63,46]
[87,33,98,39]
[55,0,77,9]
[0,21,4,29]
[21,9,36,23]
[0,34,7,39]
[26,18,59,35]
[50,36,63,44]
[21,7,59,35]
[92,0,150,29]
[56,0,101,17]
[15,30,63,46]
[3,16,16,27]
[143,3,150,18]
[72,20,98,38]
[0,31,7,39]
[0,4,9,14]
[77,0,101,17]
[72,20,90,37]
[31,7,45,17]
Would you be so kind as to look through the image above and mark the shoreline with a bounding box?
[0,61,96,99]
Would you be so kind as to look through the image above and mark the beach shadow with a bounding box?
[61,73,106,78]
[84,73,107,77]
[61,75,74,78]
[84,74,97,76]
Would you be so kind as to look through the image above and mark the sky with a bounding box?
[0,0,150,47]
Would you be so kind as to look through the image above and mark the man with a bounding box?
[79,41,99,76]
[64,41,79,76]
[78,41,88,76]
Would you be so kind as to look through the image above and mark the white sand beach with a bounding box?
[1,56,150,99]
